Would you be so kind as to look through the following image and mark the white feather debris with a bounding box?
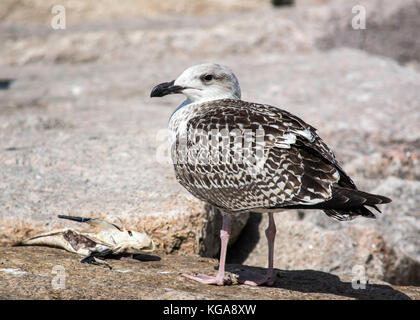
[18,215,155,268]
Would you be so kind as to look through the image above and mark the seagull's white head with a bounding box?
[150,63,241,104]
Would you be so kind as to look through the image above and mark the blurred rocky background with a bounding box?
[0,0,419,298]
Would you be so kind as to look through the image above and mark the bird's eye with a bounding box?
[128,230,133,236]
[203,74,213,82]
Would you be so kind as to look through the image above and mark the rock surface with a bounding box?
[1,246,419,300]
[0,0,419,294]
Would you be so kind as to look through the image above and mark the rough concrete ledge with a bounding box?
[0,247,418,300]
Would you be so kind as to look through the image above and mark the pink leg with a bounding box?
[239,212,277,286]
[182,214,231,285]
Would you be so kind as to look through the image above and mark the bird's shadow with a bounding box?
[131,253,161,261]
[227,212,262,263]
[225,212,410,299]
[225,264,411,300]
[108,253,161,262]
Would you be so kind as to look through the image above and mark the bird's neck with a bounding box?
[170,94,239,122]
[170,98,192,119]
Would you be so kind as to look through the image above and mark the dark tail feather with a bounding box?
[348,189,392,206]
[328,187,392,208]
[57,215,121,230]
[57,215,93,223]
[280,187,391,221]
[324,206,376,221]
[323,187,391,221]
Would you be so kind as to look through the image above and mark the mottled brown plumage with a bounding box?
[169,98,391,221]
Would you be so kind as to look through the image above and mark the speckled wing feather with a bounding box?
[170,99,391,220]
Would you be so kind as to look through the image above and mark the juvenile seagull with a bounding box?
[150,63,391,286]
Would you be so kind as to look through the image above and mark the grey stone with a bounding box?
[1,246,418,299]
[1,0,420,289]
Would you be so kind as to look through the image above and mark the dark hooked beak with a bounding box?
[150,80,185,98]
